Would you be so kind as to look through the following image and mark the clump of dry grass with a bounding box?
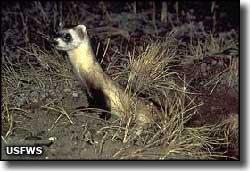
[221,113,238,145]
[214,113,239,159]
[96,38,230,159]
[126,38,179,97]
[105,89,226,159]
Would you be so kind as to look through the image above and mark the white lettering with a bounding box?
[13,147,20,154]
[5,147,13,154]
[36,147,43,155]
[5,146,43,155]
[25,147,36,155]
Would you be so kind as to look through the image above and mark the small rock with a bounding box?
[29,91,39,103]
[64,88,71,93]
[49,137,57,142]
[211,60,217,66]
[15,96,26,107]
[72,92,79,98]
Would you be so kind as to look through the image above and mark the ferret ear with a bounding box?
[76,25,87,39]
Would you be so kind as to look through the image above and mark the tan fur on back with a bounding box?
[67,35,130,117]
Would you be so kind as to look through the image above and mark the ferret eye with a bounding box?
[63,33,72,42]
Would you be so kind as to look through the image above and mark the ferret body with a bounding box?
[53,24,153,125]
[69,41,129,117]
[54,25,153,130]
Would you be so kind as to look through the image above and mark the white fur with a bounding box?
[54,26,86,51]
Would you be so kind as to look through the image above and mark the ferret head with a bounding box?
[52,25,87,51]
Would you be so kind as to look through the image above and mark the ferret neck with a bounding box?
[67,38,97,72]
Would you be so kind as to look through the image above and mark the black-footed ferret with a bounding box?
[52,24,153,125]
[52,25,130,118]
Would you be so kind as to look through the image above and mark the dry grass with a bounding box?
[1,33,237,160]
[214,113,239,160]
[1,1,238,160]
[1,46,74,137]
[126,39,178,96]
[90,38,232,159]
